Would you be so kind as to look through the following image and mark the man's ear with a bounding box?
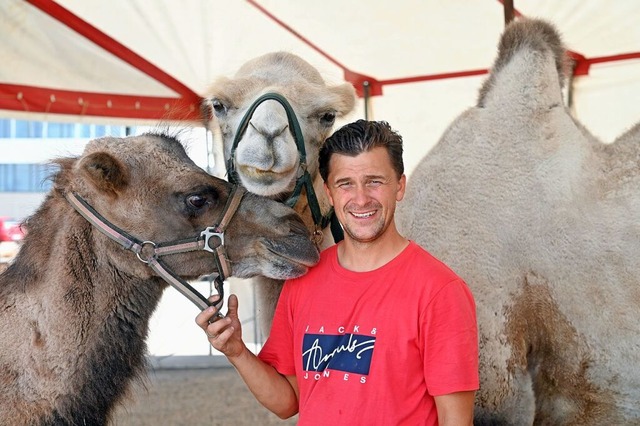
[78,152,129,196]
[396,174,407,202]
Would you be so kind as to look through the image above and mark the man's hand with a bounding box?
[195,294,245,359]
[195,293,299,419]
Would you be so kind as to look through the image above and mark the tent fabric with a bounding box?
[2,2,639,136]
[1,0,639,176]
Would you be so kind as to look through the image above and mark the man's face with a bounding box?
[323,147,406,244]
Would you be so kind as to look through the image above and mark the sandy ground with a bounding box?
[111,365,298,426]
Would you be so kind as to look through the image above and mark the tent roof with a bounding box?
[1,0,639,175]
[2,0,638,122]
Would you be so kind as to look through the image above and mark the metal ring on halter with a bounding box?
[136,241,157,264]
[65,190,244,313]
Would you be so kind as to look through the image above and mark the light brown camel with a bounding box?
[203,52,356,331]
[397,19,640,425]
[0,132,319,425]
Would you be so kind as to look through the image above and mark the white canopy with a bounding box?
[2,0,639,175]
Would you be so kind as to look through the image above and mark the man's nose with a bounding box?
[353,184,371,204]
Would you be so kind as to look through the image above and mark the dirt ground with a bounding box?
[111,366,298,426]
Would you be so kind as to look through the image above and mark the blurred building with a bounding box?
[0,118,131,219]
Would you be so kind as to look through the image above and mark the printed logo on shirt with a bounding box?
[302,333,375,375]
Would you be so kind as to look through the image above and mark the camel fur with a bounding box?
[0,132,318,425]
[397,19,640,425]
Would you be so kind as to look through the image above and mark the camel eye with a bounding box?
[187,194,208,209]
[211,99,228,116]
[320,111,336,126]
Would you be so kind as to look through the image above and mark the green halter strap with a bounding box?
[227,92,343,243]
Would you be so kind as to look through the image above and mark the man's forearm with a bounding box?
[228,346,299,419]
[434,391,476,426]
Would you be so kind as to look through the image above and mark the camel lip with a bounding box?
[240,165,297,181]
[262,238,320,268]
[236,168,298,197]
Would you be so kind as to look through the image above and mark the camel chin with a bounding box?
[237,166,298,197]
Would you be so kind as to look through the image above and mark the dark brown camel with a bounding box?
[0,132,319,425]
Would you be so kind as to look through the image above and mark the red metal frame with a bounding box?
[1,0,638,120]
[0,0,201,121]
[250,0,640,97]
[0,83,198,120]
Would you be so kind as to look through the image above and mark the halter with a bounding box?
[65,185,246,314]
[226,92,343,244]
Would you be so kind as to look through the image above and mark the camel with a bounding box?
[203,52,356,330]
[396,19,640,424]
[0,132,319,425]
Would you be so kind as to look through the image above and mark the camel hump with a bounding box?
[478,18,569,109]
[494,19,566,83]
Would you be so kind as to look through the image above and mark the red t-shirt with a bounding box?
[259,241,479,425]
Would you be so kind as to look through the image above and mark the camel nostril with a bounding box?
[249,120,288,141]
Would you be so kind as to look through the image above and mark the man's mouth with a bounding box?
[351,211,375,218]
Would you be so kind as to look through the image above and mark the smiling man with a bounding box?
[197,120,479,425]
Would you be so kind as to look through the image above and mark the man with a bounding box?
[196,120,479,425]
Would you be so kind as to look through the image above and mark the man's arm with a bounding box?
[196,295,299,419]
[433,391,476,426]
[226,345,299,418]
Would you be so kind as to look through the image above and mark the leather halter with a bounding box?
[226,92,343,244]
[65,185,246,314]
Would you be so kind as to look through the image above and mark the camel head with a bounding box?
[203,51,356,199]
[60,132,319,282]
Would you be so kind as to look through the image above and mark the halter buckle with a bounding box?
[201,227,224,252]
[311,227,324,247]
[297,161,308,178]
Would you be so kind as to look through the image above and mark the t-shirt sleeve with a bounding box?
[422,278,479,396]
[257,280,297,376]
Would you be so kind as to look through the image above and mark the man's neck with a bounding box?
[337,231,409,272]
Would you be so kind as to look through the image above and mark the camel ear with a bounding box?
[200,98,213,125]
[329,83,356,117]
[79,152,129,195]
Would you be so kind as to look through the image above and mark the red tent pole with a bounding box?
[25,0,199,102]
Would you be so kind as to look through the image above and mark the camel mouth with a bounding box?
[260,237,320,278]
[238,166,297,195]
